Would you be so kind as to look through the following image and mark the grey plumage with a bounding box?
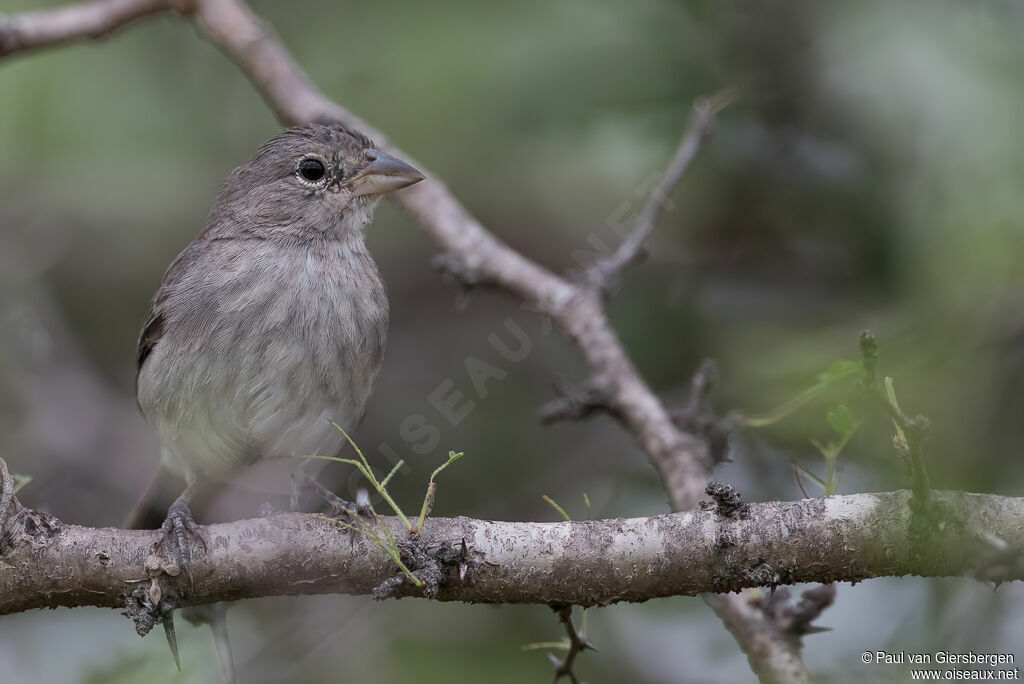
[133,123,422,684]
[136,122,421,501]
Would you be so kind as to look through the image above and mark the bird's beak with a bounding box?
[349,151,425,197]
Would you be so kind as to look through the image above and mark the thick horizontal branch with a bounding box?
[1,490,1020,617]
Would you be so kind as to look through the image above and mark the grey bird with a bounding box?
[133,123,423,580]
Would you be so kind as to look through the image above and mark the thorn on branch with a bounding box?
[539,377,615,425]
[550,605,597,684]
[782,584,837,637]
[163,611,181,670]
[757,584,836,641]
[972,531,1024,588]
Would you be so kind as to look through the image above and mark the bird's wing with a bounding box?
[135,241,204,391]
[136,308,164,373]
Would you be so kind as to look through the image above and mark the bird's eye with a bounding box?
[297,157,326,183]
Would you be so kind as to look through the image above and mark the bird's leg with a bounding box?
[153,480,205,588]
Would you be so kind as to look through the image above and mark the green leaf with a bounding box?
[816,360,862,385]
[826,403,857,438]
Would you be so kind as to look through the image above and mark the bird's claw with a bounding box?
[153,498,205,589]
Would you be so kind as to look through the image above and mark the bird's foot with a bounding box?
[153,496,205,589]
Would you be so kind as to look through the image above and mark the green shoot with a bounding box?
[325,513,422,588]
[304,426,465,587]
[745,358,863,496]
[414,451,463,534]
[380,460,404,489]
[745,360,861,427]
[302,421,412,530]
[542,495,571,521]
[808,403,861,495]
[884,376,909,452]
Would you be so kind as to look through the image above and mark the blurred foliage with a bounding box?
[3,0,1024,682]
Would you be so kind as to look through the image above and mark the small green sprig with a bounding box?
[305,423,465,587]
[809,403,861,495]
[745,359,861,428]
[746,360,863,496]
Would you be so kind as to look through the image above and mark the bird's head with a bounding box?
[208,123,424,241]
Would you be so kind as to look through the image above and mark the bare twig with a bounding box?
[584,90,735,292]
[551,605,596,684]
[669,359,740,467]
[0,0,185,58]
[539,378,613,425]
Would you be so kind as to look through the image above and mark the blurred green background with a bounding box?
[2,0,1024,682]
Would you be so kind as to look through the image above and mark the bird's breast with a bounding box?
[139,238,388,480]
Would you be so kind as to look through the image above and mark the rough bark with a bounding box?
[2,490,1020,617]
